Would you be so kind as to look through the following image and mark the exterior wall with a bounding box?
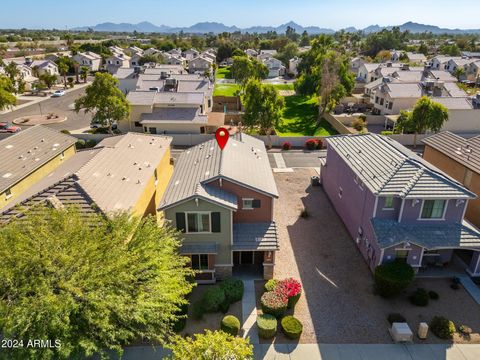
[382,243,423,268]
[207,179,274,223]
[423,146,480,228]
[143,123,204,135]
[442,109,480,134]
[0,145,76,207]
[320,145,380,271]
[375,196,401,220]
[400,198,466,224]
[164,198,233,265]
[132,147,173,218]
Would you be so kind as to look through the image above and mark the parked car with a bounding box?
[52,90,66,97]
[0,122,21,133]
[90,120,118,130]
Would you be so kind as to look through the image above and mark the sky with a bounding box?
[2,0,480,30]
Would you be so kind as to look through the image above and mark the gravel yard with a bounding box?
[269,169,480,344]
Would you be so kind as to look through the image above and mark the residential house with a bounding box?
[320,133,480,276]
[263,57,286,78]
[127,46,144,56]
[29,60,59,76]
[372,82,422,115]
[72,51,102,71]
[159,134,279,282]
[109,45,125,56]
[289,57,301,76]
[390,50,402,62]
[0,133,174,221]
[163,53,186,66]
[143,48,161,57]
[130,54,142,67]
[201,51,217,63]
[423,132,480,229]
[429,56,459,70]
[406,52,427,64]
[461,51,480,59]
[183,48,200,61]
[0,125,77,207]
[350,57,365,75]
[257,50,277,62]
[106,53,131,72]
[188,56,213,74]
[466,61,480,83]
[245,49,258,58]
[446,58,473,77]
[357,63,381,83]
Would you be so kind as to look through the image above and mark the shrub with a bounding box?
[305,139,318,150]
[451,283,460,290]
[428,290,439,300]
[60,129,71,134]
[85,139,97,148]
[192,301,205,320]
[264,279,278,292]
[75,139,86,149]
[300,208,309,219]
[358,114,367,121]
[374,261,415,298]
[459,325,472,335]
[257,314,277,339]
[219,277,244,304]
[281,316,303,339]
[380,130,393,135]
[260,291,288,318]
[409,288,429,307]
[173,303,189,333]
[221,315,241,336]
[202,286,226,313]
[277,278,302,309]
[219,300,230,314]
[387,313,406,325]
[282,142,292,150]
[352,118,366,131]
[430,316,455,339]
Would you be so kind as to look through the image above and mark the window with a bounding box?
[421,200,446,219]
[380,98,384,106]
[60,151,65,160]
[242,198,261,209]
[375,96,379,104]
[5,188,12,199]
[191,254,209,270]
[134,121,141,127]
[384,196,394,209]
[395,249,409,262]
[149,127,157,134]
[388,101,393,110]
[187,213,211,233]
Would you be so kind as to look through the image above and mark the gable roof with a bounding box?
[159,134,278,210]
[422,131,480,174]
[326,133,475,200]
[0,125,77,194]
[382,83,422,98]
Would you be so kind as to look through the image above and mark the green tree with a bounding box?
[139,53,164,65]
[0,75,16,110]
[80,66,89,83]
[74,72,130,132]
[167,330,253,360]
[3,62,20,92]
[453,67,465,81]
[38,73,57,89]
[275,42,299,66]
[230,56,268,85]
[0,206,195,360]
[299,31,310,47]
[57,60,69,88]
[242,79,285,145]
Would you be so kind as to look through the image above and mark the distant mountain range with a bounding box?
[72,21,480,35]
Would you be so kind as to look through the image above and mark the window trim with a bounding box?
[418,199,448,221]
[185,211,212,234]
[242,198,254,210]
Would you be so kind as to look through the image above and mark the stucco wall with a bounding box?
[208,179,274,223]
[164,198,233,265]
[0,145,76,207]
[400,198,466,224]
[443,109,480,134]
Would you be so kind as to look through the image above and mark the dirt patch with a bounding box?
[181,285,242,337]
[271,169,480,344]
[13,114,67,125]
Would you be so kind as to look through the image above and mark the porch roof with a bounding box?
[232,222,279,251]
[372,218,480,250]
[180,242,218,255]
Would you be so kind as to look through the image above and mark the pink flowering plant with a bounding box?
[276,278,302,309]
[260,290,288,318]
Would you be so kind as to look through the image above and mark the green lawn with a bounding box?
[272,83,295,91]
[213,83,240,97]
[215,67,231,80]
[275,95,338,137]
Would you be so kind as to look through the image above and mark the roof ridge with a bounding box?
[400,163,424,198]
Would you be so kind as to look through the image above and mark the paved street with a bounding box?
[0,87,92,131]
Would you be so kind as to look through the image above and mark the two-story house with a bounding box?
[158,134,279,283]
[321,134,480,276]
[72,51,102,71]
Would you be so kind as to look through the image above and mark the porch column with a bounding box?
[263,251,275,280]
[467,251,480,276]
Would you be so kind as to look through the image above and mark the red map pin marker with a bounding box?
[215,127,229,150]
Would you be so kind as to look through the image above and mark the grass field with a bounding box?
[215,66,231,79]
[275,95,338,137]
[272,83,295,91]
[213,83,240,97]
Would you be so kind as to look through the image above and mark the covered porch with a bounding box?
[180,242,218,284]
[373,218,480,277]
[232,222,279,280]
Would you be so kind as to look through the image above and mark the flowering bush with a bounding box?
[260,290,288,318]
[277,278,302,309]
[282,142,292,150]
[305,139,323,150]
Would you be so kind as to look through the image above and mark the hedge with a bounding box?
[257,314,277,339]
[202,286,226,313]
[430,316,455,339]
[281,316,303,339]
[221,315,241,336]
[220,277,244,304]
[374,260,415,297]
[260,291,288,318]
[264,279,278,292]
[409,288,429,307]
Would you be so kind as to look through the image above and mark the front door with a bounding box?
[241,251,254,264]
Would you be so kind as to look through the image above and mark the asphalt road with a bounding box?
[1,87,92,131]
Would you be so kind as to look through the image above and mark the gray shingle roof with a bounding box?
[326,134,475,199]
[422,132,480,174]
[140,108,208,124]
[0,125,77,193]
[159,134,278,210]
[233,222,279,251]
[372,218,480,249]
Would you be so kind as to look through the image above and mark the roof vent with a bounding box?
[136,179,141,184]
[5,145,13,149]
[41,139,45,142]
[2,173,12,178]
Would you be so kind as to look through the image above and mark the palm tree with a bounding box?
[80,66,89,83]
[73,61,80,84]
[58,62,69,89]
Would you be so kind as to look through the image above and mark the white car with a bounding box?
[90,120,118,130]
[52,90,66,97]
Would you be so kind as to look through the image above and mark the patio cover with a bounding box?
[232,222,279,251]
[180,242,218,255]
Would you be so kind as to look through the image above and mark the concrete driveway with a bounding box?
[0,87,93,131]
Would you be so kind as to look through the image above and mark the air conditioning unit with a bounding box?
[389,323,413,343]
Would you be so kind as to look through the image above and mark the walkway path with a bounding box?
[459,275,480,305]
[242,280,259,344]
